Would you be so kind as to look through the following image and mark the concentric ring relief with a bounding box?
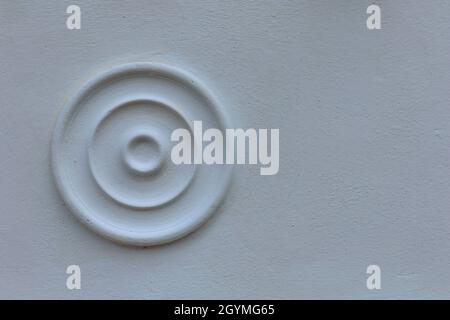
[51,63,232,246]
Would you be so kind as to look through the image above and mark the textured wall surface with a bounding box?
[1,1,450,299]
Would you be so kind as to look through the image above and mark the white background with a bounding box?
[1,1,450,298]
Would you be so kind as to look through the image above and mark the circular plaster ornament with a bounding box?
[51,63,232,246]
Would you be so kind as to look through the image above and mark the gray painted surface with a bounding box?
[1,0,450,298]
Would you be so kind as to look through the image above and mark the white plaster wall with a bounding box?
[1,0,450,299]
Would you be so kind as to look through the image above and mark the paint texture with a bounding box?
[1,1,450,298]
